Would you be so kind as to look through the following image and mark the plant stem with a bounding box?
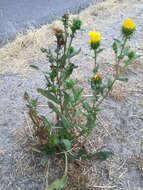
[64,26,68,56]
[116,36,128,75]
[56,45,63,115]
[94,49,97,73]
[67,33,74,56]
[95,37,128,109]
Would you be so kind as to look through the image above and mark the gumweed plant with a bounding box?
[24,15,138,189]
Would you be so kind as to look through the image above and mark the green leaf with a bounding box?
[121,46,130,57]
[46,177,66,190]
[116,77,128,82]
[85,151,113,161]
[46,153,68,190]
[31,98,38,108]
[72,110,82,118]
[41,48,47,53]
[30,65,49,75]
[113,41,118,54]
[45,75,52,87]
[69,149,113,161]
[97,48,104,54]
[83,102,92,112]
[49,68,57,81]
[113,38,121,44]
[47,102,71,133]
[60,115,71,133]
[63,92,70,111]
[40,115,51,129]
[62,139,71,150]
[30,65,40,70]
[37,88,59,104]
[107,76,114,89]
[72,87,83,104]
[68,48,81,58]
[61,63,78,82]
[24,91,30,101]
[65,78,77,89]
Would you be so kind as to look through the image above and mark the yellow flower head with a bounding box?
[122,18,135,37]
[88,31,101,43]
[93,73,102,80]
[123,18,135,30]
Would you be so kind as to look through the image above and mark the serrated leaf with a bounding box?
[37,88,59,104]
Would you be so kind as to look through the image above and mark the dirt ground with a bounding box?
[0,0,143,189]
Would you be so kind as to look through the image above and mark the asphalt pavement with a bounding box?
[0,0,101,45]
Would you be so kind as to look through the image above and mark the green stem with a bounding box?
[64,26,68,56]
[95,37,129,109]
[94,49,97,73]
[56,45,63,114]
[67,32,74,56]
[116,36,128,75]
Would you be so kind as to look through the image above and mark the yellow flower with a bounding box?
[123,18,135,30]
[88,31,101,43]
[122,18,135,37]
[93,73,102,80]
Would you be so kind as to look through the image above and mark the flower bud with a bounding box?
[93,73,102,80]
[70,18,82,33]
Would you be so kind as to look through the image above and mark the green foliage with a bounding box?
[24,15,138,189]
[69,149,113,161]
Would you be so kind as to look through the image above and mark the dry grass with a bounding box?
[0,0,136,75]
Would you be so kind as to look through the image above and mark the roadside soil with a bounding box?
[0,0,143,189]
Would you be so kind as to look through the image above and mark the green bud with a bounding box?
[65,78,77,89]
[41,48,47,53]
[127,50,135,60]
[70,18,82,33]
